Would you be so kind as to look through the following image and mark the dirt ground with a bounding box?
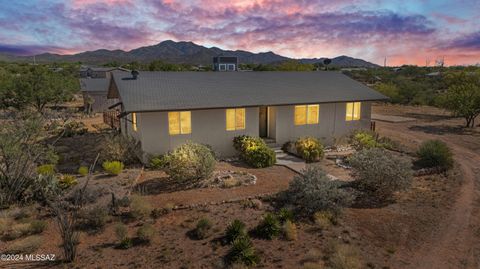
[1,103,479,269]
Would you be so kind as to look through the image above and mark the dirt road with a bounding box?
[374,105,480,269]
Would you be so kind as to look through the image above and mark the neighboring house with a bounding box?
[213,56,238,71]
[80,78,118,113]
[107,71,387,157]
[79,66,129,112]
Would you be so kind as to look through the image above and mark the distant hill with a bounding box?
[1,40,378,67]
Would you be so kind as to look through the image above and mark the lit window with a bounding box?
[226,108,245,131]
[168,111,191,135]
[346,102,361,121]
[295,104,319,125]
[132,112,137,131]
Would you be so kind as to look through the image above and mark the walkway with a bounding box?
[273,147,306,174]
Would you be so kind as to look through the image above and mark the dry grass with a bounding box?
[5,235,43,254]
[283,220,298,241]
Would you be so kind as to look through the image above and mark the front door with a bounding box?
[259,106,268,137]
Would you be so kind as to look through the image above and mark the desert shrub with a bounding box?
[101,134,141,165]
[3,223,32,240]
[37,164,55,176]
[77,166,89,176]
[5,235,43,254]
[282,220,297,241]
[29,220,47,234]
[281,166,354,216]
[62,121,88,137]
[80,206,108,231]
[277,208,294,223]
[255,213,281,239]
[350,131,378,150]
[243,146,276,168]
[102,161,124,175]
[115,223,132,249]
[58,174,77,188]
[137,223,156,243]
[148,156,165,170]
[192,217,213,239]
[349,148,413,202]
[225,219,247,244]
[233,135,276,168]
[326,242,362,269]
[129,195,153,220]
[226,236,260,266]
[162,142,216,182]
[416,140,453,169]
[295,137,324,162]
[241,199,263,210]
[11,207,32,220]
[313,211,334,231]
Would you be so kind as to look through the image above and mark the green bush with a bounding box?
[77,166,89,176]
[416,140,453,169]
[243,146,276,168]
[37,164,55,176]
[350,131,378,150]
[137,224,156,243]
[102,161,124,175]
[225,219,247,244]
[349,148,413,202]
[233,135,276,168]
[129,195,153,220]
[295,137,324,162]
[162,142,216,182]
[255,213,281,239]
[226,235,260,266]
[192,217,213,240]
[282,166,354,216]
[58,174,78,189]
[277,208,294,223]
[149,156,165,170]
[115,223,131,249]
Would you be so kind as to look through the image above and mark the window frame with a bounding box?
[219,64,227,71]
[294,104,319,126]
[168,111,191,135]
[226,108,246,131]
[227,64,235,71]
[345,102,362,121]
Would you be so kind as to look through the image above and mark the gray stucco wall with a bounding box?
[130,107,259,157]
[272,102,371,145]
[122,102,371,159]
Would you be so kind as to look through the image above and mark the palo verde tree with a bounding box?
[0,64,78,113]
[440,71,480,128]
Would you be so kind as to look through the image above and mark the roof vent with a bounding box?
[131,70,139,80]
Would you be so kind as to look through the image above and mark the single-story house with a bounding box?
[107,71,387,157]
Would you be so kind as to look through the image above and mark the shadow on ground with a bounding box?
[409,124,479,136]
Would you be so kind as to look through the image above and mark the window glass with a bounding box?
[132,113,137,131]
[294,105,307,125]
[226,109,236,131]
[353,102,361,120]
[168,112,180,135]
[180,111,191,134]
[307,105,319,124]
[235,108,245,129]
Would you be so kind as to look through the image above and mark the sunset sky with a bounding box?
[0,0,479,66]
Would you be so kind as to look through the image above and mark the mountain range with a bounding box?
[0,40,379,68]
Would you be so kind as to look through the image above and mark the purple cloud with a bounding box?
[445,31,480,50]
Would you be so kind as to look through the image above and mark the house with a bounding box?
[107,70,387,158]
[80,67,128,112]
[213,56,238,71]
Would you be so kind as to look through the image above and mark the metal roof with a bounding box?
[80,78,110,93]
[111,71,387,113]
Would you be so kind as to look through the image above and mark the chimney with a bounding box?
[131,70,139,79]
